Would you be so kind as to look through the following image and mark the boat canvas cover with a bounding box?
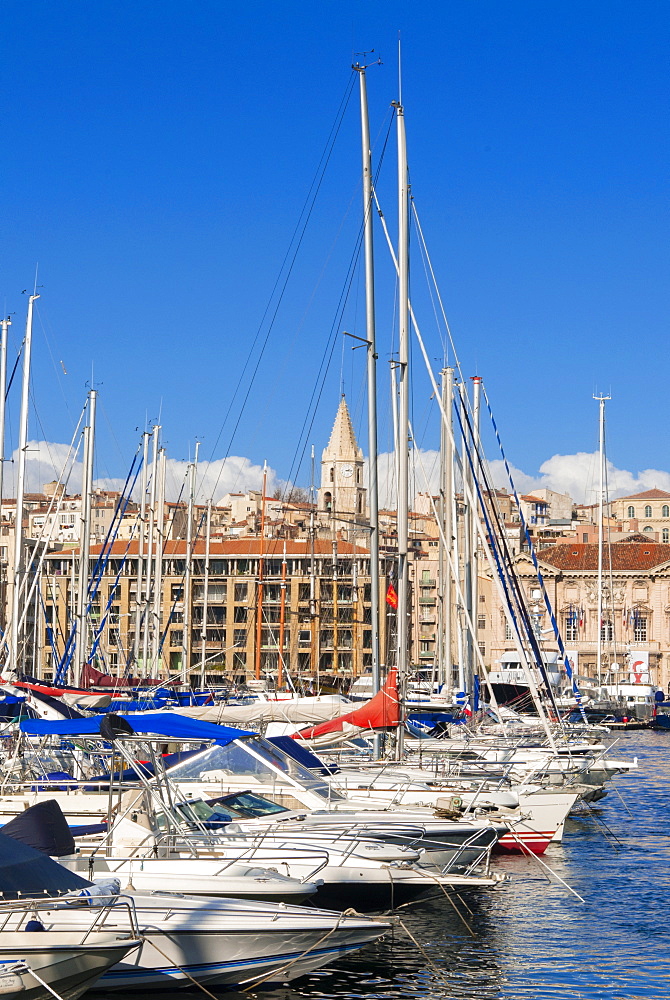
[3,800,77,857]
[268,735,340,774]
[292,669,401,741]
[0,830,91,899]
[20,711,254,745]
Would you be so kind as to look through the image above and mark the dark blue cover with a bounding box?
[0,830,91,898]
[2,800,76,857]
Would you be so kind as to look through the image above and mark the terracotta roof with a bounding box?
[537,539,670,572]
[49,538,370,558]
[616,488,670,501]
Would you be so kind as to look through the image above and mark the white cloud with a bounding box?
[488,451,670,504]
[170,456,278,504]
[367,448,441,510]
[2,441,279,505]
[8,440,670,512]
[3,440,84,496]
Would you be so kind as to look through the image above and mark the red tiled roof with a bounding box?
[537,540,670,571]
[616,488,670,501]
[50,538,370,558]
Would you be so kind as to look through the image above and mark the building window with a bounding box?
[663,506,670,518]
[477,614,486,630]
[645,505,652,518]
[643,526,653,533]
[663,529,669,544]
[627,506,635,518]
[504,621,513,641]
[633,615,647,642]
[478,642,486,657]
[564,614,578,642]
[600,619,613,642]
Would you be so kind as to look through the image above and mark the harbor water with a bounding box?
[94,731,669,1000]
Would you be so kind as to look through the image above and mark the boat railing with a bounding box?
[0,891,141,943]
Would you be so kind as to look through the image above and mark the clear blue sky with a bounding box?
[0,1,667,496]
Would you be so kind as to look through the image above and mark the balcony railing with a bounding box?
[571,639,660,652]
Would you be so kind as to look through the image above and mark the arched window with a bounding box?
[663,528,669,544]
[645,505,652,518]
[329,467,334,483]
[323,491,332,512]
[643,525,653,533]
[627,506,635,518]
[662,505,669,518]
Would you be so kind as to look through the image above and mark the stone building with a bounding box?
[39,537,390,687]
[482,537,670,691]
[609,488,670,542]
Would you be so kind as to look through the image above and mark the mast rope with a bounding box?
[481,385,587,722]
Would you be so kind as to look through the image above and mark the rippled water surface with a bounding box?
[103,732,670,1000]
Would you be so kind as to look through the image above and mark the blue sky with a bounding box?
[0,1,667,502]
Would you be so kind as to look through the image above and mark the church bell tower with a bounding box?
[318,396,366,529]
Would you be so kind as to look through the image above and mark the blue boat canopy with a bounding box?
[20,712,254,745]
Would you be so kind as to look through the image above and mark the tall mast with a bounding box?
[459,381,474,697]
[595,393,610,685]
[438,367,454,689]
[142,425,160,677]
[75,388,96,686]
[470,376,482,706]
[10,293,39,675]
[309,446,318,689]
[395,94,410,757]
[133,431,150,669]
[278,542,287,688]
[199,499,212,687]
[0,317,10,634]
[254,462,267,681]
[151,446,166,674]
[354,61,381,701]
[181,442,198,684]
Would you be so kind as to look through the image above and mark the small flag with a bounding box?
[386,583,398,609]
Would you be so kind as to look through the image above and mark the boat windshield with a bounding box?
[165,737,344,801]
[210,791,288,819]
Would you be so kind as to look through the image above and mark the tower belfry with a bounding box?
[318,396,366,528]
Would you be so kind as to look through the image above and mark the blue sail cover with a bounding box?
[20,712,253,745]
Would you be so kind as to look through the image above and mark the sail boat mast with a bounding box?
[354,61,381,702]
[0,317,10,635]
[75,388,96,686]
[254,462,268,681]
[182,442,199,683]
[395,96,409,756]
[595,393,610,685]
[10,293,39,675]
[438,367,454,689]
